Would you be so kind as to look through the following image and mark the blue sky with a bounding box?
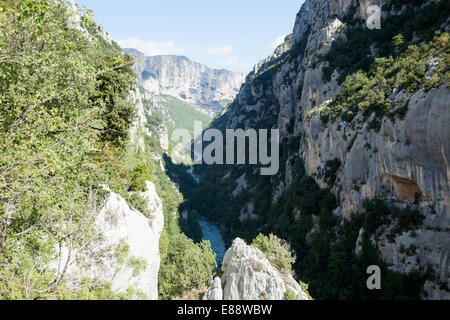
[76,0,304,73]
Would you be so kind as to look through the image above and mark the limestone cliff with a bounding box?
[203,239,311,300]
[59,0,112,43]
[125,50,246,114]
[201,0,449,299]
[52,182,164,300]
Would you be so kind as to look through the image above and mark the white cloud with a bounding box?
[219,55,239,66]
[218,55,252,72]
[270,35,287,49]
[201,45,233,56]
[117,38,187,56]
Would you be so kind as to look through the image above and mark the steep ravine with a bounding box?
[177,0,450,300]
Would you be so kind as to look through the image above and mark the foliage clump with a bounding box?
[321,1,450,83]
[316,32,449,124]
[0,0,139,299]
[252,233,296,274]
[0,0,217,300]
[158,234,217,299]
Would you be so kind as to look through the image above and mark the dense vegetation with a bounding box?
[321,0,450,83]
[313,32,449,125]
[170,144,427,300]
[0,0,136,299]
[0,0,216,300]
[145,93,212,164]
[310,1,450,128]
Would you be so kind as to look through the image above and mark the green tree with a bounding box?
[392,33,406,51]
[0,0,136,299]
[158,234,217,299]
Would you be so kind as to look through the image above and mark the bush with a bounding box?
[128,164,153,192]
[284,289,300,300]
[158,234,217,299]
[127,193,150,217]
[392,205,425,235]
[252,234,296,274]
[324,159,341,187]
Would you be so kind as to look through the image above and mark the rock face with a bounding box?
[204,239,311,300]
[58,0,112,43]
[290,2,449,300]
[53,182,164,300]
[253,35,292,75]
[125,50,246,114]
[202,277,223,301]
[95,182,164,299]
[129,87,151,153]
[208,0,449,299]
[291,0,383,46]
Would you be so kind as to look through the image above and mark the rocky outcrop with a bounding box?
[58,0,112,43]
[203,239,311,300]
[96,182,164,299]
[125,51,246,114]
[52,182,164,300]
[129,87,151,153]
[202,277,223,301]
[253,35,292,75]
[292,0,381,45]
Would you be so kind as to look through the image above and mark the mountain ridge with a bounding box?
[125,48,246,114]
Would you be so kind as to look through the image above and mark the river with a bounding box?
[185,167,226,265]
[197,218,226,266]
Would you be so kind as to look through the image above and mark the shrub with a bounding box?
[129,164,153,192]
[252,234,296,274]
[158,234,217,299]
[128,256,148,277]
[127,193,150,218]
[284,289,300,300]
[324,159,341,187]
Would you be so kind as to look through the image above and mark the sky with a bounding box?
[76,0,304,73]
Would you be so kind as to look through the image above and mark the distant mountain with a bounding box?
[125,47,145,58]
[124,49,246,114]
